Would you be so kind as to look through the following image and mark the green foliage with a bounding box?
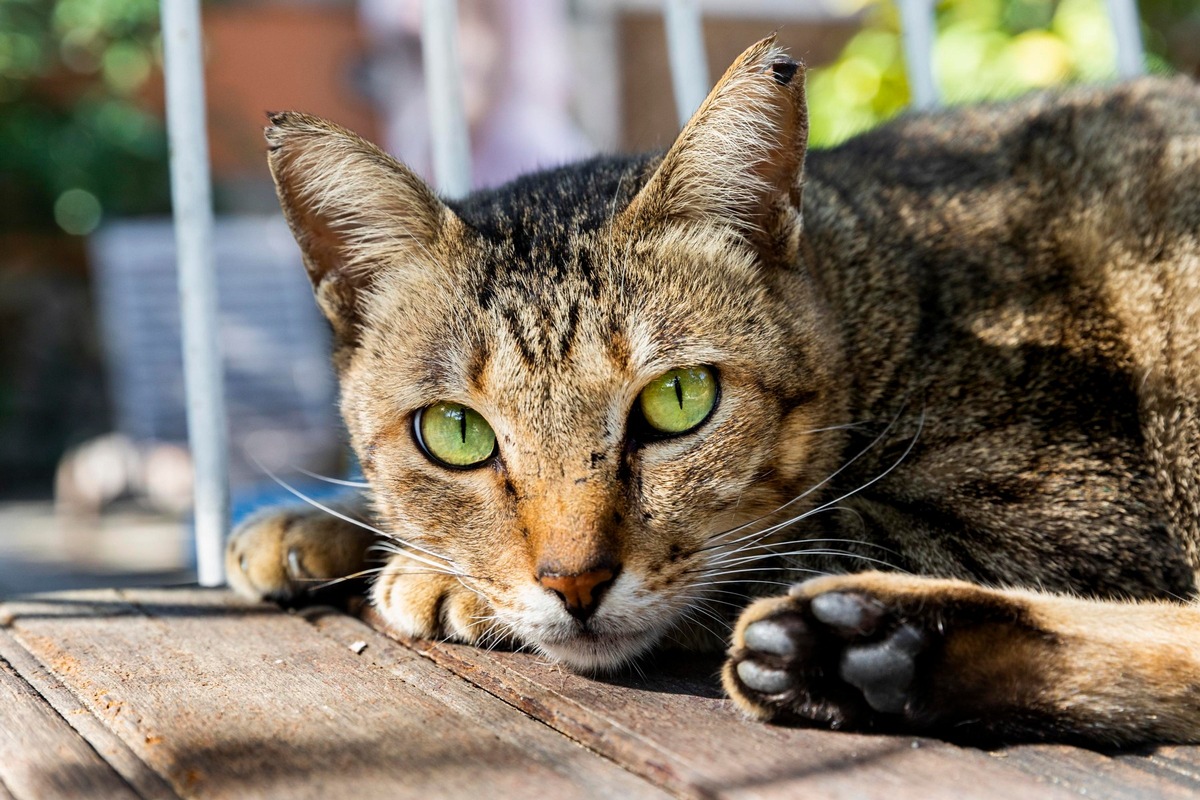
[0,0,169,234]
[808,0,1194,148]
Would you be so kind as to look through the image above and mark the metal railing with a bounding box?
[158,0,1149,586]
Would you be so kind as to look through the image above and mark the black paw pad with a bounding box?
[840,622,925,713]
[731,589,937,728]
[735,658,792,694]
[743,610,810,657]
[809,590,883,635]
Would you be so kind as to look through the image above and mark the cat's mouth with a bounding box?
[535,626,664,673]
[507,572,681,671]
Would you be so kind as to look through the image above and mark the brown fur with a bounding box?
[228,37,1200,743]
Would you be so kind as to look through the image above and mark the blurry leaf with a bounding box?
[809,0,1188,148]
[0,0,168,232]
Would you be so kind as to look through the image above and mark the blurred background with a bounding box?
[1,0,1198,597]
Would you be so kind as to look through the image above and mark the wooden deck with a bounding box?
[1,588,1198,799]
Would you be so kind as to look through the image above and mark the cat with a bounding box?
[226,36,1200,747]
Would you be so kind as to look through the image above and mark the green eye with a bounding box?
[638,366,718,435]
[415,402,497,468]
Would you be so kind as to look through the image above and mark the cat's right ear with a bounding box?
[265,112,454,344]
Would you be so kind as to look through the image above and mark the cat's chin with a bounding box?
[534,627,664,674]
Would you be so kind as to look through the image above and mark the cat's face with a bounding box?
[268,38,846,669]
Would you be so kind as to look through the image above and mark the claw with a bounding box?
[286,547,311,581]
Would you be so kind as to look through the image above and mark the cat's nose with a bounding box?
[538,566,619,622]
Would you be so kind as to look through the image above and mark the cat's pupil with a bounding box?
[673,377,684,409]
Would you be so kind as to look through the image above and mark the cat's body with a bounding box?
[792,84,1200,597]
[227,39,1200,746]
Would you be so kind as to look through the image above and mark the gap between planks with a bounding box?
[0,627,179,800]
[0,643,144,800]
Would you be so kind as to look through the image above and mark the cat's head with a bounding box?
[266,37,847,670]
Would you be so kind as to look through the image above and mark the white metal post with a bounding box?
[897,0,939,109]
[1105,0,1145,78]
[664,0,709,128]
[160,0,229,587]
[421,0,472,198]
[570,3,622,151]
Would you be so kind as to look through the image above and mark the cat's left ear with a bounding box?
[625,36,807,248]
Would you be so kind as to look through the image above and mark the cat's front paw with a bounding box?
[372,556,509,648]
[723,572,1050,739]
[225,507,376,603]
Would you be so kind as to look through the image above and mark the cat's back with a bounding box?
[798,77,1200,594]
[806,75,1200,209]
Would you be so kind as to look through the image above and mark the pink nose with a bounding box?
[538,567,617,621]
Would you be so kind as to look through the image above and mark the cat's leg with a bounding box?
[723,571,1200,745]
[225,500,378,603]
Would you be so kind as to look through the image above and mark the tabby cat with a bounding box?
[227,37,1200,746]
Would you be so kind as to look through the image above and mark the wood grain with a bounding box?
[0,589,666,800]
[1000,745,1200,800]
[5,585,1199,800]
[0,648,139,800]
[1116,746,1200,789]
[365,607,1086,800]
[0,628,179,800]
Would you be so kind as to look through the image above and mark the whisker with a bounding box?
[671,601,731,645]
[686,579,805,590]
[681,612,729,643]
[468,613,513,651]
[691,566,790,580]
[707,532,901,564]
[695,406,909,555]
[701,547,902,573]
[252,456,455,573]
[782,408,926,533]
[290,465,370,488]
[690,599,746,613]
[454,575,503,606]
[684,599,732,627]
[797,421,873,435]
[368,540,465,571]
[299,566,388,591]
[674,591,750,610]
[702,411,925,567]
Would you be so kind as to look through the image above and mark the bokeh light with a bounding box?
[54,187,102,235]
[808,0,1138,148]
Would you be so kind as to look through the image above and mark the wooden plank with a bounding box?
[0,589,668,800]
[1000,744,1200,799]
[1115,746,1200,788]
[298,605,675,797]
[364,608,1083,800]
[0,649,140,800]
[0,628,179,800]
